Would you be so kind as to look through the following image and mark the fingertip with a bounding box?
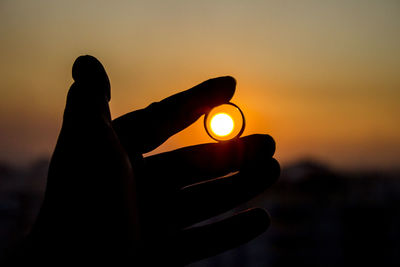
[263,134,276,156]
[270,157,281,185]
[261,157,281,187]
[207,76,236,104]
[247,207,271,232]
[244,134,276,157]
[72,55,111,101]
[219,75,236,90]
[72,55,100,81]
[239,154,280,192]
[236,135,276,167]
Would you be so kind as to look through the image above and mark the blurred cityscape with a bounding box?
[1,158,399,266]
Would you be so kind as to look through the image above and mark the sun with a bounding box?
[210,113,234,137]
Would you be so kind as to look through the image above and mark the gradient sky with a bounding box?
[1,0,399,170]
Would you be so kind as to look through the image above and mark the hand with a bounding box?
[15,55,280,265]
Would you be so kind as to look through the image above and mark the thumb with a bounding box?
[63,55,111,124]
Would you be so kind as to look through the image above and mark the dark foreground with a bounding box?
[1,159,399,266]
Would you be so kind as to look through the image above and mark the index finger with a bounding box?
[113,76,236,154]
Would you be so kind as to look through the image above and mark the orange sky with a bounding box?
[1,0,399,170]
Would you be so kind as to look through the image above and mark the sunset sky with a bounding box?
[1,0,399,170]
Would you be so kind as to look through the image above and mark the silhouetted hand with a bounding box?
[13,55,280,265]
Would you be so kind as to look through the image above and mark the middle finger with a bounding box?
[143,134,275,189]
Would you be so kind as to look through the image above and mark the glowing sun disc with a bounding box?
[210,113,234,137]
